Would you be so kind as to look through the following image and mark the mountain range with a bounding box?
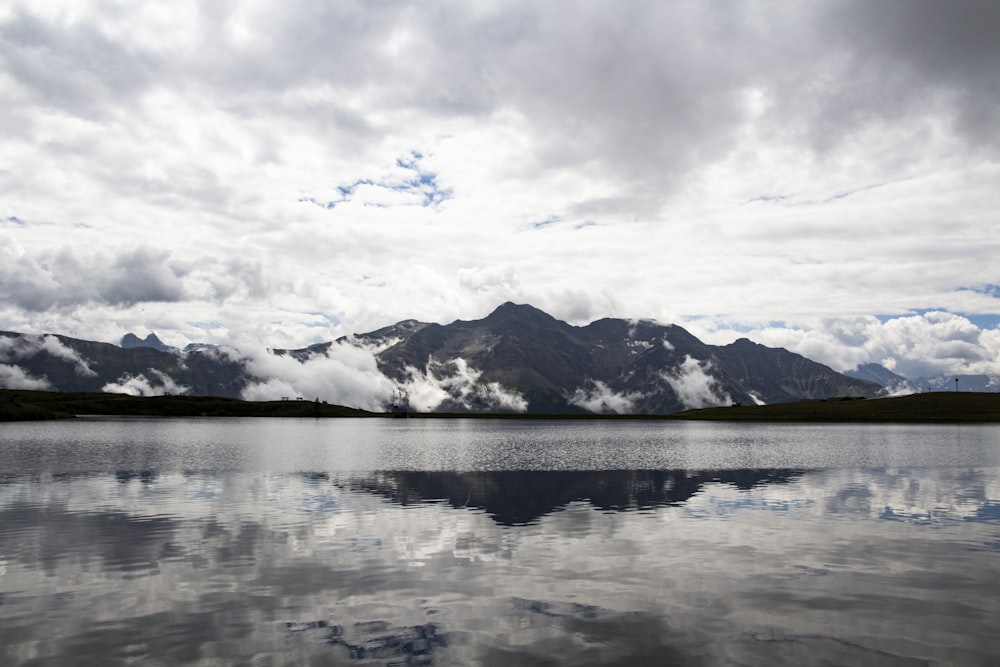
[2,302,893,414]
[846,362,1000,395]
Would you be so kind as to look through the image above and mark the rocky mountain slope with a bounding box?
[1,303,884,413]
[362,302,881,413]
[0,331,247,397]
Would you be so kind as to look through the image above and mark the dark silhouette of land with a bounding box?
[341,469,806,525]
[2,389,998,422]
[0,389,377,421]
[672,392,1000,423]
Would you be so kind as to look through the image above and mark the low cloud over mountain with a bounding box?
[2,2,998,373]
[1,304,889,414]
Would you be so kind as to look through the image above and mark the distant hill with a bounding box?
[918,374,1000,393]
[0,389,376,421]
[1,303,883,414]
[673,392,1000,423]
[6,389,995,424]
[847,362,1000,395]
[846,362,917,395]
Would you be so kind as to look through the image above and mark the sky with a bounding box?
[2,0,999,380]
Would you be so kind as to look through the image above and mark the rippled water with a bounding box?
[1,418,999,665]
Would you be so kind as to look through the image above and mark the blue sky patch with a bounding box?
[746,194,788,204]
[531,215,560,229]
[876,308,1000,330]
[963,314,1000,329]
[957,284,1000,298]
[302,151,452,210]
[304,312,341,328]
[687,317,793,333]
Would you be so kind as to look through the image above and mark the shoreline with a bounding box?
[3,389,998,424]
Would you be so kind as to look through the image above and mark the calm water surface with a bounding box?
[1,418,999,665]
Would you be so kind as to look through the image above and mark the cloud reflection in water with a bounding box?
[1,465,999,665]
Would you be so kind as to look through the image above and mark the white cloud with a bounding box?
[706,312,1000,379]
[0,364,51,390]
[237,347,528,413]
[568,380,643,415]
[0,333,96,377]
[400,357,527,413]
[0,1,997,363]
[236,339,396,412]
[0,239,187,311]
[102,369,188,396]
[662,356,732,410]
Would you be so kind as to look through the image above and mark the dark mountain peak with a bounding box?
[121,332,174,352]
[477,303,568,339]
[120,333,142,347]
[351,318,430,344]
[583,317,632,339]
[4,303,891,413]
[484,302,555,323]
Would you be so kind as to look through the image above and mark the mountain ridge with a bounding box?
[370,302,882,413]
[2,303,886,413]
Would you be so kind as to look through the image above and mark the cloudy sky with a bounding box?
[2,0,999,378]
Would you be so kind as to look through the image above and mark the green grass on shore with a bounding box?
[671,392,1000,423]
[2,389,998,423]
[0,389,378,421]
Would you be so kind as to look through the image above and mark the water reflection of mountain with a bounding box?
[341,469,806,525]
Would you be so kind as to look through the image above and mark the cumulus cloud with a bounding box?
[0,364,51,390]
[102,369,188,397]
[568,380,643,415]
[237,339,397,412]
[400,357,528,413]
[724,312,1000,380]
[662,356,732,410]
[0,240,187,311]
[1,1,998,358]
[236,342,527,413]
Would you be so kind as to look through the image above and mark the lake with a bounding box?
[1,418,999,665]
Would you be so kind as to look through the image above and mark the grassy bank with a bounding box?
[2,389,998,423]
[0,389,379,421]
[672,392,1000,423]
